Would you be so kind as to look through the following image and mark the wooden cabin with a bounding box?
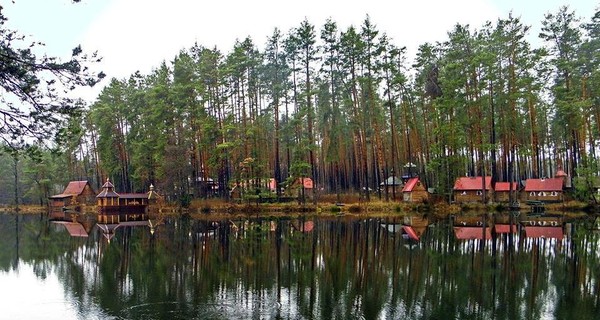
[524,177,564,203]
[402,177,429,203]
[49,180,96,209]
[96,179,155,223]
[453,176,492,203]
[494,182,520,202]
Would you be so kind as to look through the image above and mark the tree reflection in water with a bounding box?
[0,213,599,319]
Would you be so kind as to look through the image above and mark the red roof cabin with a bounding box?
[402,177,429,203]
[494,182,521,203]
[453,176,492,203]
[49,180,96,209]
[524,177,564,203]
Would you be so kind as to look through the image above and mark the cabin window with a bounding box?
[551,191,558,197]
[461,191,467,195]
[530,192,535,196]
[476,191,482,196]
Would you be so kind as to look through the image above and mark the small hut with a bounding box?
[402,177,429,203]
[453,176,493,203]
[494,182,520,203]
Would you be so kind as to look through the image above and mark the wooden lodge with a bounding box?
[402,177,428,203]
[49,180,96,209]
[523,177,564,203]
[96,179,161,224]
[453,176,492,203]
[494,182,521,203]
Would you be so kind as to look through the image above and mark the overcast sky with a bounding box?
[3,0,599,101]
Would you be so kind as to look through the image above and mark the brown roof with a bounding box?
[64,181,91,195]
[524,178,563,192]
[97,179,119,198]
[49,181,92,199]
[453,176,492,191]
[119,193,148,199]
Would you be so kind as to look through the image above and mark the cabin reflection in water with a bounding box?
[521,216,564,240]
[380,215,431,241]
[453,215,492,240]
[450,213,564,241]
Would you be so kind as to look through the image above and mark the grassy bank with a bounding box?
[2,198,595,219]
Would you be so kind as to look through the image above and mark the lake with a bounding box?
[1,212,599,320]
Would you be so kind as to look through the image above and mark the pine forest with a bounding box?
[2,5,600,207]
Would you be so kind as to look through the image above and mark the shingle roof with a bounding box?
[524,178,563,192]
[62,181,91,195]
[453,176,492,191]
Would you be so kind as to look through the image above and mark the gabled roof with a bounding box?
[524,178,563,192]
[453,176,492,191]
[402,177,422,192]
[494,182,520,192]
[63,181,91,195]
[49,181,92,199]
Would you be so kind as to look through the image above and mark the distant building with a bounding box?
[380,175,403,200]
[453,176,492,203]
[289,177,314,200]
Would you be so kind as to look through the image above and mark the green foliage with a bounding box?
[0,6,104,146]
[5,5,600,206]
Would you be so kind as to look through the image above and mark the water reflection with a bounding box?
[1,212,600,319]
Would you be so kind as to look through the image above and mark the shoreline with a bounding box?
[1,199,596,218]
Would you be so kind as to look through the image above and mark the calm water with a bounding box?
[1,212,599,320]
